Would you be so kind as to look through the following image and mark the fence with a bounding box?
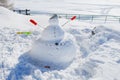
[57,14,120,23]
[13,9,30,15]
[12,9,120,23]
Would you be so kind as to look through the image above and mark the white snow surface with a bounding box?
[0,7,120,80]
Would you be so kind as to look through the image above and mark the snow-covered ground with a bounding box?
[0,0,120,79]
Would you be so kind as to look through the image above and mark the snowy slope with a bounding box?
[0,7,120,80]
[15,0,120,15]
[0,7,50,30]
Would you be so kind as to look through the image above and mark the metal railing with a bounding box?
[12,9,120,23]
[57,14,120,23]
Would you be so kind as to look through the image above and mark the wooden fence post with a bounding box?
[66,14,67,19]
[91,15,94,22]
[19,10,21,14]
[25,9,30,15]
[79,15,81,21]
[119,18,120,23]
[104,15,107,23]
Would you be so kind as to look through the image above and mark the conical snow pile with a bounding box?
[30,14,78,67]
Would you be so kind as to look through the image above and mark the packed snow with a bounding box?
[0,5,120,80]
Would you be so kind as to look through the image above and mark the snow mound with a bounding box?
[41,14,65,41]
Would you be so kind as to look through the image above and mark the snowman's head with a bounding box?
[41,14,64,41]
[49,14,59,26]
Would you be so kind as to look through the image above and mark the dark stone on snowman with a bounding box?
[30,14,78,67]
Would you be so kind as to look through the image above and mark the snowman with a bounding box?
[30,14,78,68]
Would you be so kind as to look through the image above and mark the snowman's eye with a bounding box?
[60,42,65,46]
[55,43,59,45]
[60,43,63,46]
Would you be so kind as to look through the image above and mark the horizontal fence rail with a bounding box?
[57,14,120,23]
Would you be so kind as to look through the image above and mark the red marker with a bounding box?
[30,19,37,26]
[71,16,76,21]
[29,19,43,29]
[62,16,76,26]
